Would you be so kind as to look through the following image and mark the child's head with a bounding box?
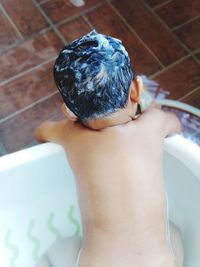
[54,30,138,122]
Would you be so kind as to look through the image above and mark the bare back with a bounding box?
[35,107,181,266]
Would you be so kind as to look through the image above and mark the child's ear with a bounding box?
[61,103,78,121]
[130,76,143,103]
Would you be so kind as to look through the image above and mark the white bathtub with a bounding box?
[0,135,200,267]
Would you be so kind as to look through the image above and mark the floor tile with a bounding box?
[155,0,200,29]
[174,18,200,51]
[0,30,63,82]
[58,16,92,43]
[181,89,200,109]
[143,0,168,8]
[86,3,161,75]
[35,0,46,3]
[2,0,48,37]
[195,51,200,61]
[0,8,21,50]
[41,0,103,24]
[0,93,64,153]
[112,0,187,66]
[0,61,57,120]
[153,57,200,100]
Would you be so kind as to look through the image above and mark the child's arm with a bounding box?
[163,111,182,137]
[147,100,181,136]
[34,120,67,143]
[138,105,182,137]
[34,121,57,143]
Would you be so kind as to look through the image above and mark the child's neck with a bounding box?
[82,104,138,130]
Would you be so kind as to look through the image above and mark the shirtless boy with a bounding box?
[35,30,183,267]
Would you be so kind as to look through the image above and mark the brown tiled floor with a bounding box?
[0,0,200,155]
[0,6,22,50]
[154,0,200,28]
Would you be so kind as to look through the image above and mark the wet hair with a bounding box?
[53,30,135,121]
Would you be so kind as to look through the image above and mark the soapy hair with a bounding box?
[53,30,135,121]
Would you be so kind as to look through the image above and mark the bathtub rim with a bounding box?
[0,135,199,179]
[156,98,200,117]
[164,135,200,178]
[0,142,64,173]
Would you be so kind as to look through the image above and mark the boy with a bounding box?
[35,30,183,267]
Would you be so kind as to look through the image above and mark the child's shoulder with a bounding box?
[137,106,181,137]
[137,106,166,126]
[34,119,70,143]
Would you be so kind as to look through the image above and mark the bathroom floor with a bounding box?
[0,0,200,155]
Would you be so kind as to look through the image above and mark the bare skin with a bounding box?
[35,76,182,267]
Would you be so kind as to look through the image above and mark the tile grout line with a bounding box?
[0,56,57,87]
[40,0,108,47]
[32,0,68,45]
[140,0,200,66]
[0,91,58,125]
[196,59,200,65]
[193,47,200,54]
[56,13,83,28]
[38,0,50,5]
[178,86,200,101]
[54,1,106,28]
[0,4,24,40]
[171,14,200,32]
[109,2,165,69]
[82,14,95,30]
[0,39,21,54]
[33,0,107,45]
[154,0,200,39]
[191,48,200,64]
[149,54,190,78]
[193,56,200,65]
[0,26,52,54]
[153,0,173,10]
[0,2,108,91]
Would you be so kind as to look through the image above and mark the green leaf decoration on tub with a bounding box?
[27,219,40,261]
[47,213,61,239]
[67,205,80,236]
[4,229,19,267]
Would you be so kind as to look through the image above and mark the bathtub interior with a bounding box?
[163,152,200,266]
[0,136,199,267]
[0,144,82,267]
